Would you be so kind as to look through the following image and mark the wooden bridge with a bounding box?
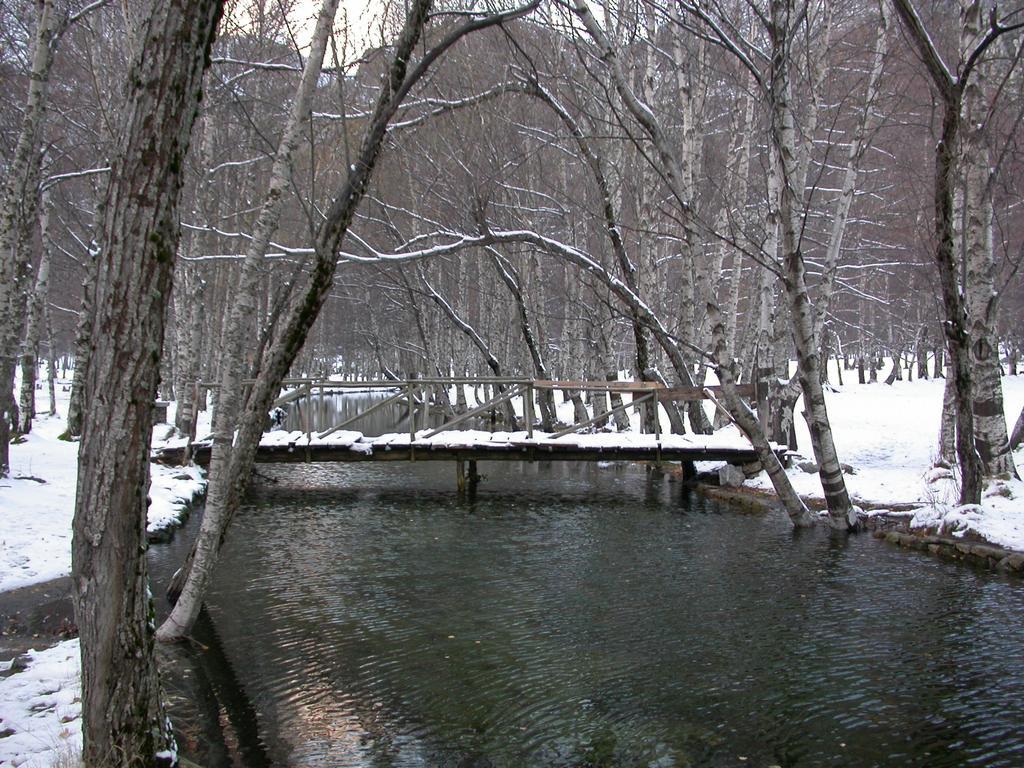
[157,377,780,482]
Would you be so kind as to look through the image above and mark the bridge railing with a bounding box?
[185,376,762,445]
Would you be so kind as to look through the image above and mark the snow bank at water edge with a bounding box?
[0,639,81,768]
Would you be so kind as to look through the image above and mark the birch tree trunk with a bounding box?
[567,2,712,432]
[173,264,205,436]
[17,186,55,434]
[0,0,58,473]
[960,2,1018,478]
[930,59,983,502]
[490,250,556,429]
[157,0,340,608]
[71,0,223,765]
[888,0,1010,504]
[770,0,857,530]
[64,244,97,438]
[594,287,630,430]
[724,85,755,358]
[525,76,678,429]
[419,265,518,425]
[45,309,56,416]
[938,368,958,464]
[709,303,814,527]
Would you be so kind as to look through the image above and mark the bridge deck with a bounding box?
[155,428,777,467]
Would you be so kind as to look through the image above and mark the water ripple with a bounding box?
[167,460,1024,768]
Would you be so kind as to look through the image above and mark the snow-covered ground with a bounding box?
[0,640,80,768]
[745,370,1024,551]
[0,390,206,593]
[0,366,1021,768]
[1,382,206,768]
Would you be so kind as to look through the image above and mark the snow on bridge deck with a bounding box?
[157,427,779,466]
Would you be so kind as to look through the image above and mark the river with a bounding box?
[148,392,1024,767]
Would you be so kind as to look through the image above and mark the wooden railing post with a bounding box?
[407,380,415,441]
[653,386,661,441]
[525,382,535,437]
[302,383,312,461]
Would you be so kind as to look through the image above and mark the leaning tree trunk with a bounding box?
[770,0,856,530]
[398,269,455,415]
[70,1,223,766]
[528,77,663,432]
[1010,405,1024,451]
[158,0,540,642]
[709,303,814,527]
[560,7,714,434]
[0,0,57,473]
[158,0,342,604]
[419,264,518,426]
[198,0,340,467]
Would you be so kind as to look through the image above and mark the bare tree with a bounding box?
[70,0,224,765]
[158,0,541,642]
[0,0,59,474]
[891,0,1023,503]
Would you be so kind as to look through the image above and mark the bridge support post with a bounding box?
[456,458,466,494]
[468,459,480,487]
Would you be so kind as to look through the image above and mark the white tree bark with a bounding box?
[770,0,857,530]
[17,186,55,434]
[890,0,1021,503]
[0,0,58,473]
[960,0,1018,478]
[489,249,557,429]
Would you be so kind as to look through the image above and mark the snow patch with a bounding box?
[0,639,81,768]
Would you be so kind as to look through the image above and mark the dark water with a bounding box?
[148,457,1024,768]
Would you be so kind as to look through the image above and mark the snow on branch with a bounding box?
[179,222,314,255]
[40,166,110,191]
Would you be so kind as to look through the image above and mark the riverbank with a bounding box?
[736,372,1024,556]
[694,368,1024,567]
[0,398,206,593]
[0,385,206,767]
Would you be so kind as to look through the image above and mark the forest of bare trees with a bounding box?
[2,0,1023,764]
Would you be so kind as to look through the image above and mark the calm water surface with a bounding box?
[150,399,1024,768]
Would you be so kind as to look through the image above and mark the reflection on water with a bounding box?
[280,388,469,437]
[150,459,1024,768]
